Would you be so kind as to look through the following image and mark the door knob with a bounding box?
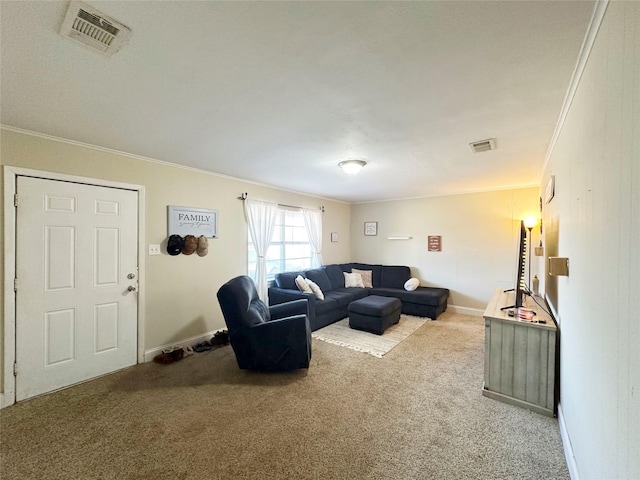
[127,273,136,279]
[127,285,137,292]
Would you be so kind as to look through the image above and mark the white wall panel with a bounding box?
[543,2,639,478]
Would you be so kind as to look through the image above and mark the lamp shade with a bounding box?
[523,217,538,229]
[338,160,366,175]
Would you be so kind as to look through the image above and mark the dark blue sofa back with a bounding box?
[305,268,332,293]
[274,263,410,292]
[380,266,411,289]
[274,270,305,290]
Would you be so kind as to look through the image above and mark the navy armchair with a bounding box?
[216,276,312,371]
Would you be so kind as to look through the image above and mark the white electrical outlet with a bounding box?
[148,244,161,255]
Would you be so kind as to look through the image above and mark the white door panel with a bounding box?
[15,177,138,400]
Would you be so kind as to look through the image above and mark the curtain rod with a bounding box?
[237,193,324,212]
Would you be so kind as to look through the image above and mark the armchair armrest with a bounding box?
[254,313,309,337]
[270,299,308,320]
[250,314,311,369]
[268,287,313,305]
[268,288,316,325]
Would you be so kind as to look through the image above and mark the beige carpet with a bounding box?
[312,314,428,357]
[0,312,569,480]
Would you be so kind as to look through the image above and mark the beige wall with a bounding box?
[350,188,540,311]
[0,127,541,402]
[0,128,352,390]
[542,2,639,478]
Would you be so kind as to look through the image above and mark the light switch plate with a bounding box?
[148,244,161,255]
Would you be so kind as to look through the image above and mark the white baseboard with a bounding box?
[558,403,580,480]
[448,305,484,317]
[143,328,227,363]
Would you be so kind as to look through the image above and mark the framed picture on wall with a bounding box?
[545,175,555,203]
[364,222,378,236]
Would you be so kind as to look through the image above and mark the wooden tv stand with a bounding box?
[482,288,558,417]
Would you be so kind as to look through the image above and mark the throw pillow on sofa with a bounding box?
[295,275,312,293]
[275,271,305,290]
[305,268,333,293]
[404,278,420,291]
[305,278,325,300]
[351,268,373,288]
[344,272,364,288]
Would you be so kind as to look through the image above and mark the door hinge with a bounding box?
[13,363,17,377]
[14,193,18,207]
[14,278,18,292]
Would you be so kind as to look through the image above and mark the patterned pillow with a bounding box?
[352,268,373,288]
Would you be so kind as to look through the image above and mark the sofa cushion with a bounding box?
[380,266,411,289]
[369,287,449,307]
[332,287,369,301]
[275,271,304,290]
[324,264,346,290]
[305,268,332,293]
[324,291,354,308]
[313,298,339,315]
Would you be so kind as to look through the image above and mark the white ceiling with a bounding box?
[1,1,595,203]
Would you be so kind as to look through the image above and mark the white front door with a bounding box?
[15,176,138,401]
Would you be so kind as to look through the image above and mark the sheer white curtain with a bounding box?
[245,199,278,302]
[303,208,323,268]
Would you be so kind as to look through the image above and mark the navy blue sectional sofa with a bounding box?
[268,263,449,331]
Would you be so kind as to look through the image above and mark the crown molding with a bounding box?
[542,0,609,175]
[0,124,349,205]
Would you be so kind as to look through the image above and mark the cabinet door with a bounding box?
[484,318,556,412]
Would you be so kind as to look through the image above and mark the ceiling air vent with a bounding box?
[469,138,497,154]
[60,1,131,57]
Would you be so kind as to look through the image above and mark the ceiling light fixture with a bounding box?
[338,159,367,175]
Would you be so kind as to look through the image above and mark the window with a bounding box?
[248,208,313,281]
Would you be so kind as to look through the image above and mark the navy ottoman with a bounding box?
[348,295,402,335]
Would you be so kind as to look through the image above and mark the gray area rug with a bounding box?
[312,314,429,357]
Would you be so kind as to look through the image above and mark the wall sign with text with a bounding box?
[168,205,218,238]
[428,235,442,252]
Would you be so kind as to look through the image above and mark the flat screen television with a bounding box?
[501,220,528,310]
